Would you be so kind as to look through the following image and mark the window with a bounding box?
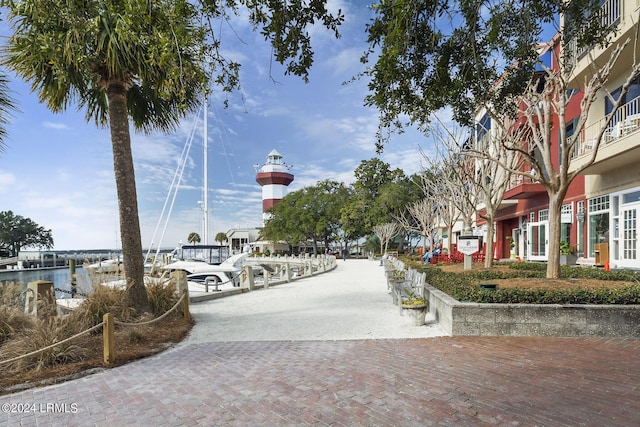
[539,209,549,221]
[605,75,640,124]
[561,204,573,245]
[476,113,491,141]
[561,117,580,162]
[588,195,610,257]
[623,190,640,204]
[589,195,609,211]
[577,200,585,256]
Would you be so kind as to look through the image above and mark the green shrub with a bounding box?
[402,258,640,304]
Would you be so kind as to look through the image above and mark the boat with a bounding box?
[84,258,123,273]
[162,252,256,288]
[162,246,247,287]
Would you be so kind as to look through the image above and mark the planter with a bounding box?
[390,279,408,305]
[400,303,428,326]
[560,254,578,265]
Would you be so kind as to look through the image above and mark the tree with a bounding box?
[263,180,348,254]
[396,197,439,256]
[470,120,519,268]
[0,74,17,153]
[2,0,208,312]
[214,232,227,245]
[418,142,479,255]
[262,190,307,251]
[0,210,53,255]
[426,116,520,267]
[499,39,640,277]
[188,232,201,245]
[362,1,634,278]
[2,0,342,312]
[304,180,350,253]
[371,222,400,255]
[341,158,406,240]
[376,175,423,252]
[362,0,613,149]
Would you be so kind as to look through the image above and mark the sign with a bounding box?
[561,212,573,223]
[457,236,480,255]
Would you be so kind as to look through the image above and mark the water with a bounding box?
[0,267,91,297]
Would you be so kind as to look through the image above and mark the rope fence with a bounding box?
[0,323,104,367]
[1,255,337,370]
[0,288,190,368]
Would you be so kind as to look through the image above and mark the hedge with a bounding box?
[400,258,640,305]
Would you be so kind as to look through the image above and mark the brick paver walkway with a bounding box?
[1,260,639,426]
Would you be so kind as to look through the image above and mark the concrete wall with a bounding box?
[424,283,640,337]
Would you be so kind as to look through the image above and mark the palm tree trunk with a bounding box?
[107,81,150,313]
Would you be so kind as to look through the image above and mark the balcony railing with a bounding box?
[576,96,640,156]
[505,172,538,192]
[565,0,622,63]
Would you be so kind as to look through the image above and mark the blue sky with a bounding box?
[0,0,432,250]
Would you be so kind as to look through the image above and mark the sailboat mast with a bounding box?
[203,96,209,245]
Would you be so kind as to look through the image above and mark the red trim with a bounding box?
[263,199,280,211]
[256,172,294,186]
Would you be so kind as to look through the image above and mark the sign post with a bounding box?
[458,235,480,270]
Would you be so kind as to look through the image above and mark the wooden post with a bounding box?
[285,263,292,282]
[263,267,270,289]
[243,265,255,290]
[103,313,114,366]
[69,259,77,297]
[181,288,191,321]
[170,271,190,319]
[172,270,188,294]
[26,280,55,316]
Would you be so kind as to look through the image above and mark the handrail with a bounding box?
[577,96,640,156]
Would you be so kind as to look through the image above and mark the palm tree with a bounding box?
[214,232,227,245]
[187,232,201,245]
[2,0,208,312]
[0,74,16,154]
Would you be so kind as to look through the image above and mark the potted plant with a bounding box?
[507,236,516,258]
[560,241,578,265]
[400,290,428,326]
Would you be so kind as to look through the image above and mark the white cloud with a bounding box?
[42,121,70,130]
[0,170,16,193]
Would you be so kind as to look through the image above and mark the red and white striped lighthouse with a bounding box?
[255,149,294,221]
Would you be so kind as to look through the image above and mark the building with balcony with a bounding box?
[566,0,640,269]
[475,1,640,268]
[476,40,587,262]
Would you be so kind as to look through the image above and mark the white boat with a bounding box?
[162,248,249,287]
[84,258,122,273]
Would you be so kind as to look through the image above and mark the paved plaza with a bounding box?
[1,259,639,426]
